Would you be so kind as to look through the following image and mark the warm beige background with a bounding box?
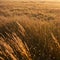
[1,0,60,2]
[20,0,59,1]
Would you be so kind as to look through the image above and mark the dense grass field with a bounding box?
[0,1,60,60]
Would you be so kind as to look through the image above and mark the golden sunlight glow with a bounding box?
[16,0,60,2]
[2,0,60,2]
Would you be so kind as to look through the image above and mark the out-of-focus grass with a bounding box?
[0,1,60,60]
[19,19,60,60]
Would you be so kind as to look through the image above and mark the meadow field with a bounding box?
[0,1,60,60]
